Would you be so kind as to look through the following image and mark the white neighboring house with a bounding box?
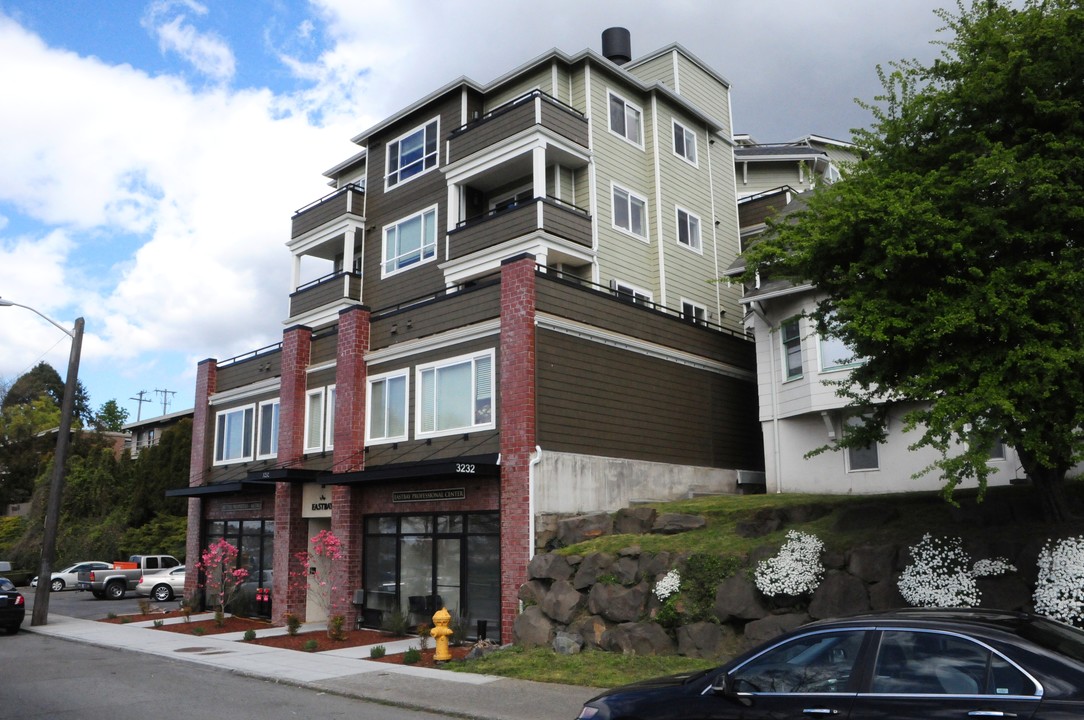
[726,155,1026,495]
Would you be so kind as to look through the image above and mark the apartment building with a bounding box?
[175,29,763,642]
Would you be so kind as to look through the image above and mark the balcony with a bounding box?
[447,197,591,262]
[448,91,588,164]
[291,183,364,240]
[289,271,362,320]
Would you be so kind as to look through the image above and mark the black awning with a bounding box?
[243,467,332,483]
[166,480,276,498]
[330,454,500,486]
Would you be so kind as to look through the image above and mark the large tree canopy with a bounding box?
[744,0,1084,521]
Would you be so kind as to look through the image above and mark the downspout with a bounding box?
[529,445,542,560]
[750,300,783,493]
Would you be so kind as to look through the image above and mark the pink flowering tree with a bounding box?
[289,530,347,638]
[196,539,249,625]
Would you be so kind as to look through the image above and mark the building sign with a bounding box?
[302,483,332,518]
[222,501,262,513]
[392,487,466,504]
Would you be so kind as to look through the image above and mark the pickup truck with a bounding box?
[77,555,181,600]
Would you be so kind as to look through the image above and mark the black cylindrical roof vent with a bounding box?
[602,27,632,65]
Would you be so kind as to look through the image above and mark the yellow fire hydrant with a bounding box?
[430,606,453,662]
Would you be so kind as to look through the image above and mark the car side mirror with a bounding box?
[712,673,752,707]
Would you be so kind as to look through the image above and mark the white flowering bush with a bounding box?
[653,569,681,601]
[754,530,825,597]
[1033,536,1084,626]
[898,534,1015,608]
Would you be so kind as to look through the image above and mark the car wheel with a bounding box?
[152,584,174,602]
[51,578,65,592]
[106,581,126,600]
[4,624,18,635]
[92,590,106,599]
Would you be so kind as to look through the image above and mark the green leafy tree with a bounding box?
[743,0,1084,521]
[1,361,92,425]
[94,399,129,432]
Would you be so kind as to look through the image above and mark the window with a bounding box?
[608,92,643,146]
[731,630,866,694]
[871,630,1032,695]
[846,415,879,471]
[782,318,803,380]
[613,185,648,239]
[383,206,437,276]
[676,207,701,251]
[987,440,1006,460]
[681,299,707,325]
[367,371,408,444]
[257,399,279,459]
[673,121,697,164]
[304,386,335,453]
[386,118,439,189]
[417,351,494,437]
[214,405,254,465]
[613,280,653,307]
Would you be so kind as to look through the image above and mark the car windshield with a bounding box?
[0,578,14,591]
[1016,616,1084,664]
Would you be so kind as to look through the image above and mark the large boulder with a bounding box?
[869,578,906,611]
[611,555,640,585]
[570,614,612,649]
[651,513,707,535]
[518,579,549,604]
[513,605,556,648]
[540,579,585,624]
[977,574,1032,612]
[835,503,899,531]
[601,622,676,655]
[742,612,809,648]
[573,552,616,590]
[808,570,870,619]
[589,581,649,622]
[847,544,899,583]
[677,621,735,659]
[557,513,614,546]
[714,574,769,622]
[640,551,675,579]
[528,552,574,581]
[615,507,657,535]
[553,630,584,655]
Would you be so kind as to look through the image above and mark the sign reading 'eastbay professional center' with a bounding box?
[392,488,466,503]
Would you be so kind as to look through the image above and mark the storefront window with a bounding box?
[203,518,275,618]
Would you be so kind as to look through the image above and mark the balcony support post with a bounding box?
[532,145,546,200]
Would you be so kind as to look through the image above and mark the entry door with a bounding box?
[306,518,331,622]
[435,537,461,619]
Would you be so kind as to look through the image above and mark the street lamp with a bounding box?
[0,299,84,626]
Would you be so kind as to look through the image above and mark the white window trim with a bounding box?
[382,204,439,278]
[213,404,255,466]
[675,206,703,253]
[611,183,649,241]
[325,385,336,451]
[673,120,698,166]
[844,416,881,472]
[366,370,410,445]
[384,116,440,191]
[256,398,280,461]
[607,90,644,148]
[415,350,496,439]
[612,279,653,306]
[817,333,861,373]
[781,317,803,382]
[680,298,708,325]
[304,387,328,454]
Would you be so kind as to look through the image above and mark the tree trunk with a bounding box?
[1025,464,1073,524]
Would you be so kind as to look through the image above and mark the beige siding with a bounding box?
[738,161,811,197]
[673,55,731,138]
[627,52,675,90]
[486,66,553,109]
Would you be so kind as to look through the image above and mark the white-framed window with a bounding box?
[383,205,438,277]
[416,350,495,438]
[367,370,409,444]
[304,385,336,453]
[673,121,697,165]
[385,117,439,189]
[612,185,648,239]
[845,415,880,471]
[819,333,858,372]
[681,299,707,325]
[676,207,702,251]
[256,399,280,460]
[213,405,254,465]
[987,440,1006,460]
[613,280,653,307]
[781,318,803,380]
[608,91,643,147]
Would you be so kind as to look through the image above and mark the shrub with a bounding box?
[381,607,410,636]
[242,629,257,642]
[303,638,319,652]
[327,614,346,641]
[1034,536,1084,625]
[417,622,431,651]
[403,647,422,664]
[284,613,301,636]
[137,598,151,615]
[754,531,825,597]
[152,619,164,628]
[898,534,1015,608]
[191,627,206,636]
[369,645,386,659]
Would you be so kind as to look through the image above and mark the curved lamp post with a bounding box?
[0,299,84,626]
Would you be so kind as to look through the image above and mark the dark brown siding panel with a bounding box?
[308,367,336,389]
[536,329,763,469]
[291,187,364,239]
[216,350,282,392]
[289,271,356,316]
[539,100,589,147]
[370,282,501,350]
[311,331,339,365]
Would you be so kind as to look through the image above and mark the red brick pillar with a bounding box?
[273,325,312,624]
[332,306,370,622]
[184,358,217,602]
[499,255,537,640]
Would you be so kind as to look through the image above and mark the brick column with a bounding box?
[273,325,312,624]
[498,255,537,640]
[184,358,217,603]
[332,306,370,624]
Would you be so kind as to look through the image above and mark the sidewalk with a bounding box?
[24,614,600,720]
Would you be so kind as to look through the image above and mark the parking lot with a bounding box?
[20,584,171,620]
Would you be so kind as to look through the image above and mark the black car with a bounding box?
[0,577,26,634]
[576,608,1084,719]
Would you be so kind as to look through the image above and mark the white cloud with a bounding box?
[142,0,236,83]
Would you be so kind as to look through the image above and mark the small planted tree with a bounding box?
[196,538,249,626]
[290,530,347,639]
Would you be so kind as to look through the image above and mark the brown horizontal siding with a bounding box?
[291,187,364,239]
[535,274,756,369]
[311,331,339,366]
[289,272,360,317]
[537,329,763,469]
[370,282,502,350]
[449,203,537,260]
[541,201,591,245]
[216,350,281,392]
[308,367,336,389]
[738,193,789,229]
[448,93,588,164]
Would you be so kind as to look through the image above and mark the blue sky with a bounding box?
[0,0,955,423]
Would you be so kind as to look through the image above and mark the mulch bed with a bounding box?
[368,645,473,667]
[246,627,406,651]
[154,616,270,635]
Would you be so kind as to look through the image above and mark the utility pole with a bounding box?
[154,388,175,416]
[130,390,152,422]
